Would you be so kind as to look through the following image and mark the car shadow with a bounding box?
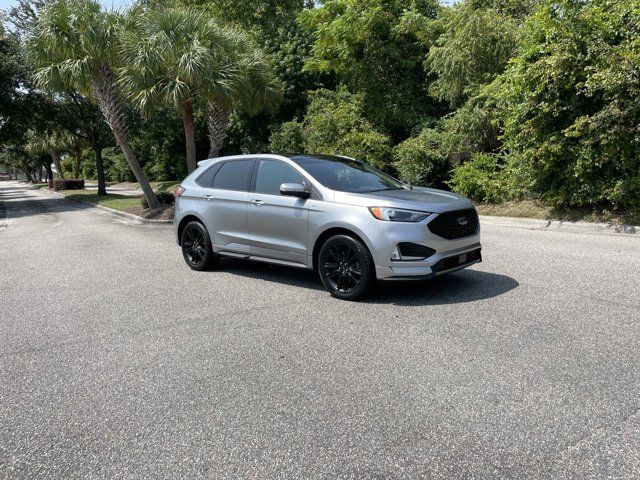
[216,258,519,306]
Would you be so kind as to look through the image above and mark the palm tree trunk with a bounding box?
[50,150,64,179]
[92,69,160,209]
[74,144,82,178]
[94,146,107,196]
[180,99,198,173]
[206,102,231,158]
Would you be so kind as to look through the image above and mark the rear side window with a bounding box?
[212,160,254,191]
[195,163,222,188]
[254,160,303,195]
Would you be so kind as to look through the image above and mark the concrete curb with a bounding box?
[45,189,174,225]
[479,214,637,235]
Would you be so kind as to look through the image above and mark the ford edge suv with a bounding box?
[174,154,481,300]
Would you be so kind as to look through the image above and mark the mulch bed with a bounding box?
[125,205,175,220]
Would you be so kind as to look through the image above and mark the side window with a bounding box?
[212,160,254,191]
[254,160,303,196]
[195,163,221,188]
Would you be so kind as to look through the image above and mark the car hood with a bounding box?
[333,187,474,213]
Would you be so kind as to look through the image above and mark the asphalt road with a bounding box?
[1,181,639,479]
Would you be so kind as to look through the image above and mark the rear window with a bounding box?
[212,160,254,191]
[195,162,222,188]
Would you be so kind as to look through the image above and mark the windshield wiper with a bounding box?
[367,187,404,192]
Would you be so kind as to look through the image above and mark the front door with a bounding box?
[247,159,310,264]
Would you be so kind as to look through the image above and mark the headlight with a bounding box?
[368,207,431,222]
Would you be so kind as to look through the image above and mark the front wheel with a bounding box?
[181,221,218,271]
[318,234,375,301]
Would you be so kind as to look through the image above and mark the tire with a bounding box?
[318,234,375,301]
[180,221,218,271]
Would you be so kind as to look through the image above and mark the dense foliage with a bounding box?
[1,0,639,212]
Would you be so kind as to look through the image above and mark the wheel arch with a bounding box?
[311,226,372,272]
[177,214,205,245]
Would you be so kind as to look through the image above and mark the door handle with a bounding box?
[250,199,264,206]
[202,194,213,200]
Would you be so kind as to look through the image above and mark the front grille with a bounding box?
[432,248,482,273]
[398,242,436,259]
[428,209,479,239]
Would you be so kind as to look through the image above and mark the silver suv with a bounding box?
[174,154,481,300]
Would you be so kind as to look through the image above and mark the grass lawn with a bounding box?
[31,183,50,189]
[97,180,180,193]
[63,190,141,212]
[476,200,640,226]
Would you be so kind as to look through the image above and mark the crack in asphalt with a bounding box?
[555,406,640,455]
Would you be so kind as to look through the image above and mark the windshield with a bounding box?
[290,155,404,193]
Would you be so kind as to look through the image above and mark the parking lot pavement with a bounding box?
[1,181,639,479]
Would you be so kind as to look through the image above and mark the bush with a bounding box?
[51,178,85,190]
[61,157,75,178]
[269,121,304,153]
[140,191,174,209]
[301,86,392,169]
[393,128,451,187]
[449,153,507,203]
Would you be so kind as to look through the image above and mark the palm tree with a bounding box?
[29,0,161,208]
[120,8,238,173]
[206,50,282,158]
[26,128,72,179]
[120,7,281,166]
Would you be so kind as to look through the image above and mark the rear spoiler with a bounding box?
[196,158,216,168]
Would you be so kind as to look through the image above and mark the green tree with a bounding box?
[121,7,281,166]
[299,0,441,139]
[426,4,520,108]
[273,86,391,168]
[498,0,640,208]
[29,0,161,208]
[120,7,237,172]
[205,49,282,158]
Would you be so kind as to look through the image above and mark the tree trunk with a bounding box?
[45,162,53,181]
[51,150,64,179]
[92,69,160,209]
[94,146,107,196]
[181,99,198,173]
[74,144,82,179]
[206,102,231,158]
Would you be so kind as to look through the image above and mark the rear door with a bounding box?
[199,159,254,254]
[247,159,310,264]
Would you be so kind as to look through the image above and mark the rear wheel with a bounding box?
[181,221,217,271]
[318,234,375,301]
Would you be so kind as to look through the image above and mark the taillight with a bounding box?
[175,186,186,197]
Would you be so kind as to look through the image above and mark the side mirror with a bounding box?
[280,182,310,198]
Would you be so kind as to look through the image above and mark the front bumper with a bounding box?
[367,213,482,280]
[376,245,482,280]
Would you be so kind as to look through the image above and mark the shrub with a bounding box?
[449,153,507,203]
[140,191,174,209]
[61,157,75,177]
[269,121,304,153]
[301,86,392,169]
[392,128,451,187]
[52,178,85,190]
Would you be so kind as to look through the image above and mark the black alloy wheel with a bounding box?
[318,234,374,300]
[181,221,217,271]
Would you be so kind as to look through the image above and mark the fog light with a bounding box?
[391,246,401,261]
